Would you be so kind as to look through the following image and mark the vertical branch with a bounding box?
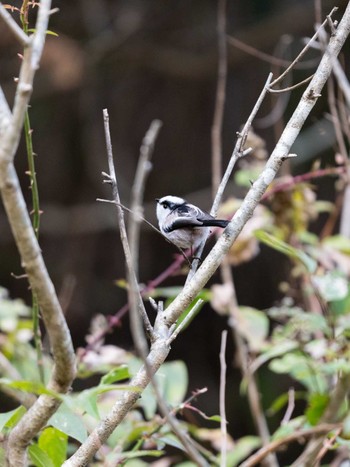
[102,109,152,355]
[65,5,350,465]
[221,261,279,467]
[0,3,76,466]
[219,330,228,467]
[187,73,273,283]
[102,110,208,466]
[129,119,162,277]
[211,0,227,198]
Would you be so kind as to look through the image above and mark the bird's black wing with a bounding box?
[163,203,217,233]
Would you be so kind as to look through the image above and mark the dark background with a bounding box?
[0,0,348,442]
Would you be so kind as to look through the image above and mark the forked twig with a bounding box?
[101,109,209,467]
[64,4,350,465]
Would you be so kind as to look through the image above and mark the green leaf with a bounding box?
[249,340,299,375]
[157,360,188,407]
[323,234,350,254]
[120,450,164,459]
[0,406,26,431]
[28,444,55,467]
[269,353,327,393]
[312,272,349,302]
[272,416,305,440]
[268,391,306,416]
[341,412,350,439]
[100,365,130,385]
[38,427,67,467]
[175,296,207,332]
[0,379,60,398]
[236,307,269,351]
[137,360,188,419]
[234,167,262,188]
[151,286,183,298]
[157,434,187,452]
[305,393,329,425]
[48,403,87,443]
[0,447,4,466]
[255,230,317,273]
[226,436,261,466]
[26,28,59,37]
[206,415,221,422]
[75,389,100,419]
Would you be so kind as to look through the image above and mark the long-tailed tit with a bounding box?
[156,195,229,252]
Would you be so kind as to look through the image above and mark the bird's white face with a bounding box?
[156,195,185,225]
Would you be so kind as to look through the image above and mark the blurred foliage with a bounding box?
[1,0,350,466]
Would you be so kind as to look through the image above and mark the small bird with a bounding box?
[156,195,229,252]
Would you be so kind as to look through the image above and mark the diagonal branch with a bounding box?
[64,4,350,465]
[0,2,76,466]
[164,3,350,328]
[102,110,208,466]
[0,3,30,46]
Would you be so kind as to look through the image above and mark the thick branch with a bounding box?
[64,5,350,465]
[163,3,350,328]
[0,2,76,466]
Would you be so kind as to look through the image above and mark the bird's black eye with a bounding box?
[162,201,170,209]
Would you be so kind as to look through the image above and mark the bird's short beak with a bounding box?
[155,198,160,203]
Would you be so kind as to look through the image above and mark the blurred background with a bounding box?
[0,0,348,442]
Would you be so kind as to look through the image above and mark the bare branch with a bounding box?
[240,423,341,467]
[165,3,350,328]
[211,0,227,197]
[0,2,76,465]
[221,259,278,467]
[167,298,204,344]
[219,330,228,467]
[129,119,162,277]
[188,72,273,282]
[227,35,318,69]
[101,110,207,466]
[0,0,51,165]
[270,7,338,88]
[290,374,350,466]
[0,3,30,46]
[102,110,153,342]
[64,4,350,464]
[268,74,314,93]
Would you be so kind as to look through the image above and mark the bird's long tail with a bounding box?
[201,219,229,228]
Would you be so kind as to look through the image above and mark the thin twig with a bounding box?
[262,166,346,200]
[227,35,319,69]
[219,330,228,467]
[290,374,350,467]
[167,299,204,344]
[268,74,314,93]
[64,7,350,464]
[270,7,338,88]
[187,72,273,282]
[221,260,279,467]
[129,119,162,277]
[314,427,342,465]
[1,2,76,466]
[0,3,30,46]
[281,388,295,425]
[97,197,191,264]
[240,423,341,467]
[102,110,208,467]
[102,109,153,342]
[211,0,227,197]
